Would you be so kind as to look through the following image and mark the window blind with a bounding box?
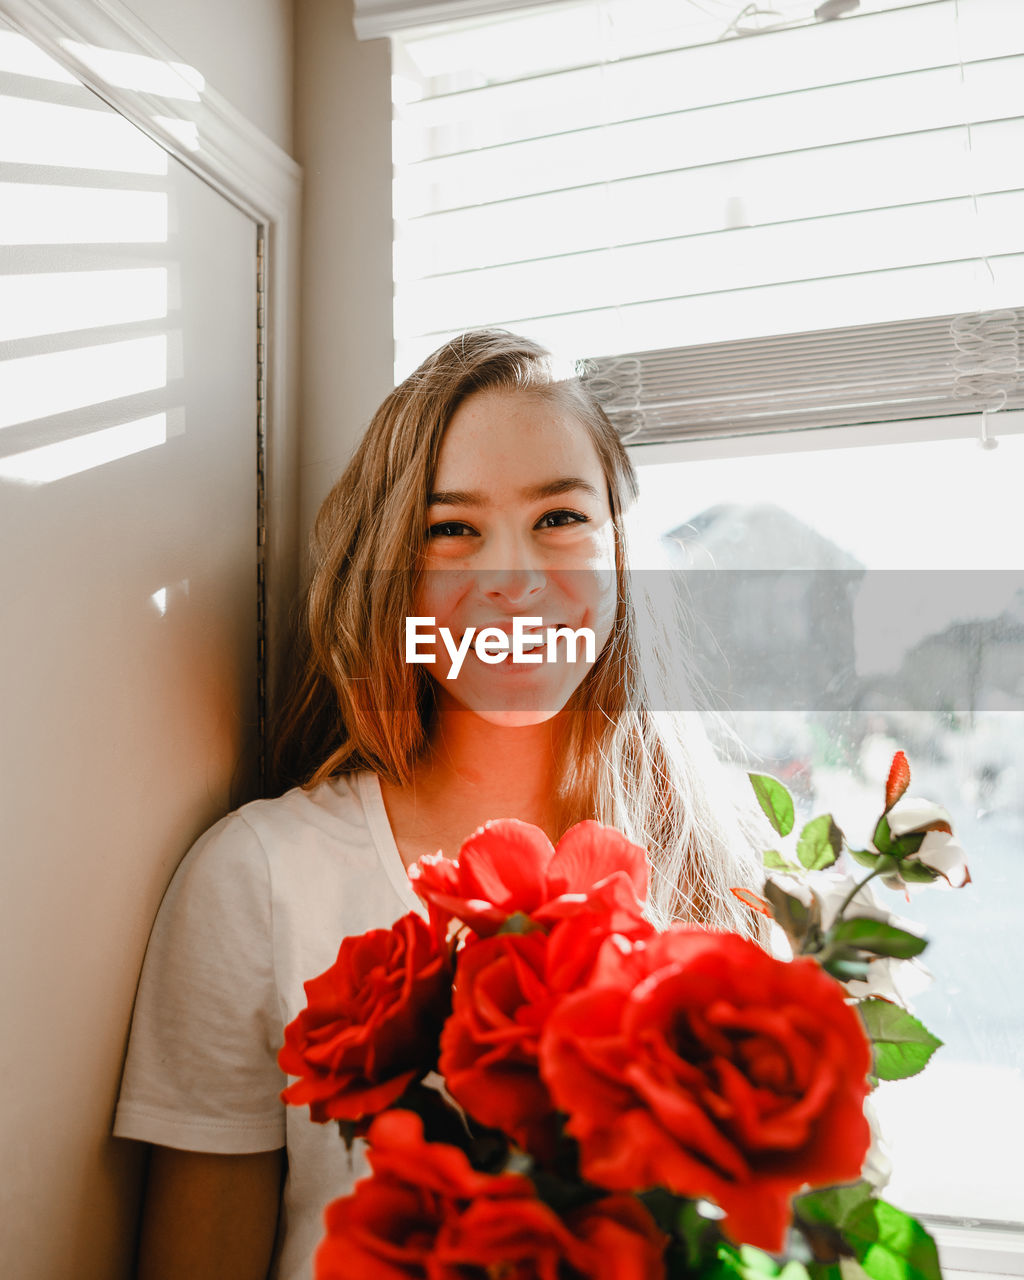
[390,0,1024,432]
[582,310,1024,442]
[354,0,543,41]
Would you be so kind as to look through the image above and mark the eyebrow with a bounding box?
[427,477,603,507]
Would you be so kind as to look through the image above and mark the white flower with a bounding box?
[914,830,970,887]
[887,797,953,837]
[887,797,970,888]
[765,868,929,1003]
[843,954,932,1005]
[767,868,889,933]
[861,1097,893,1192]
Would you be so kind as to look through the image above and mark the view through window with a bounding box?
[631,418,1024,1226]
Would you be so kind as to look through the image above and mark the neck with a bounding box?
[414,700,569,838]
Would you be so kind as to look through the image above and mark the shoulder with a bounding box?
[232,770,370,849]
[176,772,372,889]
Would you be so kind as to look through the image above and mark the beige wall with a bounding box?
[294,0,395,559]
[0,4,299,1278]
[1,4,392,1274]
[123,0,295,153]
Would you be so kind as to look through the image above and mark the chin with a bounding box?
[469,706,564,728]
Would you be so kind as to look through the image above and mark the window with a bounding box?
[630,413,1024,1242]
[382,0,1024,1256]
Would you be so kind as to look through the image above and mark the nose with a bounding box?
[480,566,546,609]
[476,526,546,608]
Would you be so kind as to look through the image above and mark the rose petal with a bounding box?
[547,822,648,902]
[887,797,954,837]
[457,820,556,914]
[914,830,970,887]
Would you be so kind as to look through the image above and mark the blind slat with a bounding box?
[396,119,1022,278]
[396,0,1018,151]
[396,58,1021,217]
[396,256,1024,374]
[398,191,1024,335]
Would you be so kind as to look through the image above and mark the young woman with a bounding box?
[113,329,767,1280]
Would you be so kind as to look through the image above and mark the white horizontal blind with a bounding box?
[584,310,1024,441]
[392,0,1024,413]
[354,0,544,41]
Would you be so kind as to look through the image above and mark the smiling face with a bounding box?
[414,387,619,727]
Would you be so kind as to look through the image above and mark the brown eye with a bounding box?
[428,521,478,537]
[536,509,588,530]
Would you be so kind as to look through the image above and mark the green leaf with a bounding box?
[797,814,843,870]
[890,832,925,859]
[764,849,801,872]
[893,860,939,885]
[794,1182,875,1267]
[750,773,796,838]
[848,847,881,870]
[764,879,822,951]
[859,999,943,1081]
[822,954,873,983]
[872,816,893,855]
[842,1200,941,1280]
[796,1180,875,1231]
[874,823,927,867]
[830,918,928,960]
[657,1200,728,1278]
[718,1245,810,1280]
[795,1186,941,1280]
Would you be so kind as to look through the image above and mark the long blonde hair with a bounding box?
[271,330,768,941]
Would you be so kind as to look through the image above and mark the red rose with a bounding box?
[440,914,655,1160]
[278,912,449,1123]
[440,929,556,1158]
[435,1193,666,1279]
[540,928,872,1253]
[564,1196,667,1280]
[409,819,648,938]
[315,1111,665,1280]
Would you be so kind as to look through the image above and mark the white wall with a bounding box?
[294,0,395,554]
[122,0,295,154]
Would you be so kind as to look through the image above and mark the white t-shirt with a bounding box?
[113,770,427,1280]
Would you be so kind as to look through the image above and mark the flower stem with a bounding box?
[834,861,892,922]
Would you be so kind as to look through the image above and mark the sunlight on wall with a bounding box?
[0,336,168,430]
[0,413,167,484]
[0,15,192,488]
[62,41,204,100]
[0,185,168,244]
[0,29,75,83]
[0,95,168,173]
[0,269,167,342]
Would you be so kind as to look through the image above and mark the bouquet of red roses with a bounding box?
[279,753,966,1280]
